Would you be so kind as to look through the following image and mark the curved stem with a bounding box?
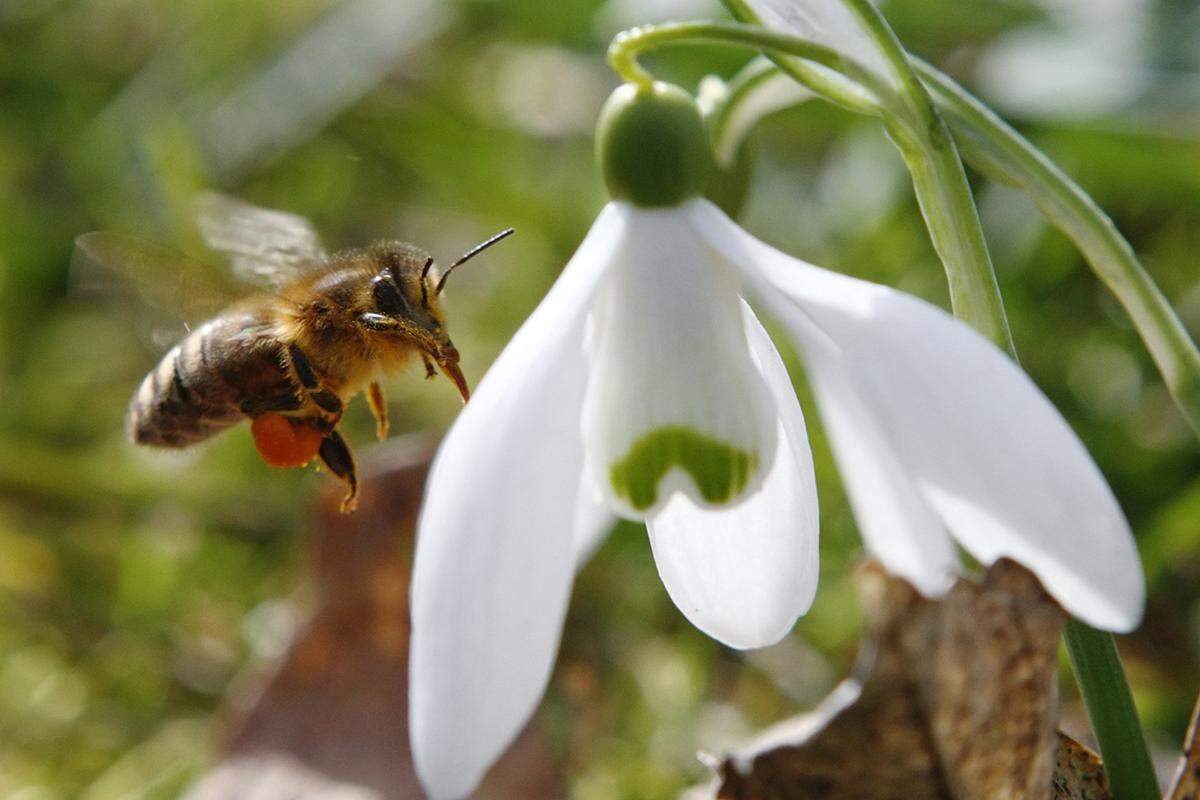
[608,22,889,115]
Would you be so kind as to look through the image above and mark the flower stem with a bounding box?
[837,0,1015,353]
[885,118,1016,353]
[1064,619,1162,800]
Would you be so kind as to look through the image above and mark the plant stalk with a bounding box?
[885,116,1016,353]
[1064,619,1162,800]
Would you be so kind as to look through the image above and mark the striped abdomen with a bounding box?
[127,309,295,448]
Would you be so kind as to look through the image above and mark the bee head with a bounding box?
[359,243,462,399]
[364,245,449,335]
[360,231,513,401]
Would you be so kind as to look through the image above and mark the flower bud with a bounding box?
[596,82,713,207]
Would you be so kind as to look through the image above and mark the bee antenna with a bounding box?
[420,257,434,307]
[436,228,515,294]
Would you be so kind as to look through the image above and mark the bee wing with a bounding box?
[72,231,241,340]
[195,191,328,289]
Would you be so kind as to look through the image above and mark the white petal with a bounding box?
[727,0,900,86]
[691,199,1145,632]
[648,302,820,649]
[410,204,624,800]
[772,300,960,596]
[582,206,779,519]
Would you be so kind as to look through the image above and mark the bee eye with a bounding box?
[372,275,409,317]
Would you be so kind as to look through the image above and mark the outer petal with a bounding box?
[691,199,1145,632]
[582,207,779,520]
[647,302,820,649]
[771,301,960,596]
[410,205,623,800]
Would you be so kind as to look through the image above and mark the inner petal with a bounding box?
[581,207,779,520]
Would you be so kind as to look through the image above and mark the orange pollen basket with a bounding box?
[251,414,324,468]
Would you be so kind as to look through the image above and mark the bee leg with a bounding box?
[366,381,389,441]
[318,430,358,513]
[361,314,438,358]
[359,313,398,331]
[421,354,437,380]
[282,347,367,513]
[309,388,343,417]
[286,343,344,422]
[287,343,322,389]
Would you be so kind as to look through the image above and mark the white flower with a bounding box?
[408,192,1145,798]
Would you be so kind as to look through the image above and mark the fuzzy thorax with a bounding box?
[276,261,442,397]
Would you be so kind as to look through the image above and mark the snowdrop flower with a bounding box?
[409,81,1144,799]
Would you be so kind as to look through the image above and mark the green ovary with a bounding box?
[609,426,759,511]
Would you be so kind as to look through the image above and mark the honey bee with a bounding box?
[76,192,513,512]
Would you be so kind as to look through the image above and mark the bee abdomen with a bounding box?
[127,325,242,447]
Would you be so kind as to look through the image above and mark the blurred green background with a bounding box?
[2,0,1199,796]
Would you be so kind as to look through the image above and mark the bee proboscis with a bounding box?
[76,192,513,512]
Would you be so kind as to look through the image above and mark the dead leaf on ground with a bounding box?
[715,559,1068,800]
[1053,733,1112,800]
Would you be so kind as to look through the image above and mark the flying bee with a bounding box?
[75,192,513,512]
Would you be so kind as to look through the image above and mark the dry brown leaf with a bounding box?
[1053,733,1112,800]
[186,436,562,800]
[716,559,1067,800]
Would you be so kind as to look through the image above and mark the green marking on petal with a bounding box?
[609,425,759,511]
